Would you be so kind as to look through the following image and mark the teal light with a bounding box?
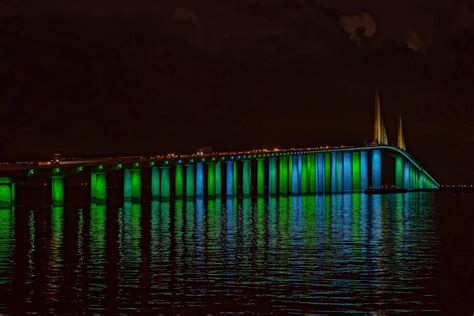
[150,161,155,167]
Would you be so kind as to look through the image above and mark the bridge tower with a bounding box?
[397,116,406,151]
[373,90,388,145]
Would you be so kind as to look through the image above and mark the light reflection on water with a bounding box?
[0,193,444,313]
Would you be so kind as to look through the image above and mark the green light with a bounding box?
[95,172,107,204]
[51,176,64,206]
[352,152,361,192]
[97,165,104,171]
[131,169,141,202]
[325,153,331,193]
[116,163,123,170]
[76,166,84,173]
[207,162,215,198]
[53,167,60,174]
[0,177,13,208]
[150,161,155,167]
[257,159,264,196]
[175,164,183,198]
[134,162,140,168]
[28,169,36,176]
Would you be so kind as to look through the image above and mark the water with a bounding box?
[0,192,472,313]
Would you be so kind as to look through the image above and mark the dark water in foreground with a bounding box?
[0,192,472,314]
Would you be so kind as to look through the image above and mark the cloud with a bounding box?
[339,12,376,40]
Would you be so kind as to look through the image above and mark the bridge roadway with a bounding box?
[0,144,440,207]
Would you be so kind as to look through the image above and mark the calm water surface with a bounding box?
[0,192,472,313]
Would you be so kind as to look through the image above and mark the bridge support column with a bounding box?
[291,155,299,195]
[343,152,353,193]
[0,177,14,208]
[215,162,222,197]
[297,155,303,193]
[403,161,411,190]
[186,164,195,199]
[95,172,107,204]
[331,152,337,193]
[151,166,160,200]
[395,157,403,189]
[226,161,234,196]
[51,175,64,206]
[279,156,288,195]
[196,162,204,198]
[207,162,215,198]
[123,169,132,202]
[269,157,277,196]
[360,151,368,191]
[301,155,308,194]
[371,150,382,189]
[288,155,293,193]
[91,172,97,203]
[418,171,423,189]
[160,166,170,200]
[352,152,361,192]
[175,164,183,198]
[242,159,251,197]
[324,153,331,193]
[316,154,324,193]
[308,154,316,194]
[257,158,265,196]
[131,169,141,202]
[337,152,343,193]
[233,161,238,196]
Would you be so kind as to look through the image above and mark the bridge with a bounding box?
[0,93,439,207]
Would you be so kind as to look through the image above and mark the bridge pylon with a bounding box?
[373,90,389,146]
[397,116,406,151]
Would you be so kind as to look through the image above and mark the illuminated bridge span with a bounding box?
[0,94,439,207]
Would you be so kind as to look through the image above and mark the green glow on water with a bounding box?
[215,162,221,196]
[257,159,264,196]
[0,177,13,208]
[89,203,106,292]
[51,176,64,206]
[131,169,141,202]
[50,205,64,279]
[395,157,403,189]
[243,160,251,197]
[301,155,308,194]
[325,153,331,193]
[186,165,195,199]
[0,207,14,285]
[352,152,361,192]
[95,172,107,204]
[175,164,183,198]
[151,167,160,200]
[279,156,288,194]
[207,163,215,198]
[161,167,170,200]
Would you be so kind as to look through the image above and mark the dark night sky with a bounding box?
[0,0,473,184]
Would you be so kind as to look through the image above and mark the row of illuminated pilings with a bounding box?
[0,150,438,207]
